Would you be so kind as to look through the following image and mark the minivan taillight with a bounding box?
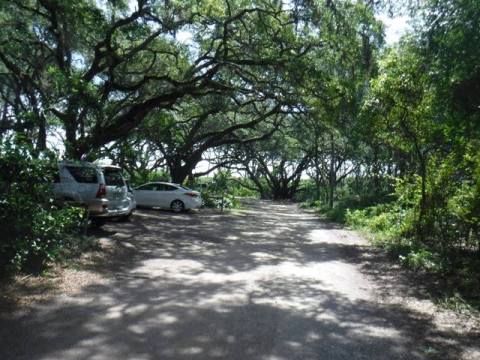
[185,192,198,197]
[96,184,107,198]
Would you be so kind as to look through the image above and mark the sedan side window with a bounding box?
[138,184,156,191]
[155,184,166,191]
[163,185,178,191]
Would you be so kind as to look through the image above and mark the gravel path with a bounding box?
[1,200,478,359]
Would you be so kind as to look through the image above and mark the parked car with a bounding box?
[99,165,136,220]
[53,161,108,217]
[133,182,202,212]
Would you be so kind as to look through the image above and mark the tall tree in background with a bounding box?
[225,116,313,199]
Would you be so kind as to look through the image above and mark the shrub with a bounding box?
[0,139,84,274]
[399,248,441,272]
[201,189,239,209]
[194,171,251,209]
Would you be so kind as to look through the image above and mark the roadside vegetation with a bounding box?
[298,0,480,310]
[0,139,88,275]
[0,0,478,311]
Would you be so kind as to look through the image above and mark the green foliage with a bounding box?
[0,139,84,274]
[136,170,170,186]
[438,293,480,316]
[347,202,434,268]
[301,174,395,224]
[399,249,441,272]
[196,171,242,209]
[333,2,480,303]
[228,180,259,198]
[200,189,238,210]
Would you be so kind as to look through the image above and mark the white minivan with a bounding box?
[99,165,136,220]
[53,161,108,217]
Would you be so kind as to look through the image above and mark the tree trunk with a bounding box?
[271,186,291,200]
[169,157,200,184]
[36,114,47,153]
[271,178,301,200]
[65,118,82,159]
[328,132,335,209]
[418,155,428,241]
[170,165,189,184]
[372,145,380,193]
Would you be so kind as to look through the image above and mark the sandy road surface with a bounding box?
[1,200,478,359]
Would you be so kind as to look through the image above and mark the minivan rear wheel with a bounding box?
[118,212,132,222]
[170,200,185,213]
[90,218,106,228]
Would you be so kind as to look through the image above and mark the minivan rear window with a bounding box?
[66,166,98,183]
[103,168,125,187]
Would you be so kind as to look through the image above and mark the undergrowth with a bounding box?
[303,192,480,314]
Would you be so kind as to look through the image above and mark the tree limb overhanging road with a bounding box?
[1,201,479,360]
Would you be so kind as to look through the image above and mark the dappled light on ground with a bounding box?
[0,201,477,359]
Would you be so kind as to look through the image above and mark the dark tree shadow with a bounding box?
[0,200,478,360]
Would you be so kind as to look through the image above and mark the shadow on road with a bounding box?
[0,201,477,359]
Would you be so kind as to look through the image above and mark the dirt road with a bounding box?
[1,201,478,359]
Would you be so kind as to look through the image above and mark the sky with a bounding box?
[378,14,411,45]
